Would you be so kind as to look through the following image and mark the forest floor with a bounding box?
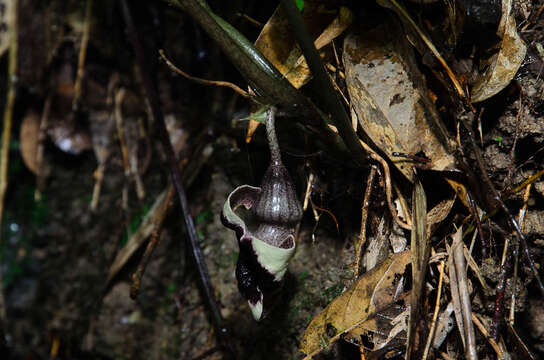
[3,0,544,359]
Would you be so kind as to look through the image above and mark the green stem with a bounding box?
[169,0,316,119]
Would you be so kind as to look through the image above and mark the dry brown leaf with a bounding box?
[344,297,409,353]
[407,177,429,358]
[343,19,456,182]
[376,0,467,102]
[445,176,470,209]
[285,6,352,88]
[245,117,260,143]
[299,250,411,358]
[427,196,455,234]
[20,112,41,174]
[254,2,343,88]
[470,0,526,103]
[432,302,455,349]
[246,3,351,143]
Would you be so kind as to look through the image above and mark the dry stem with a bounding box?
[354,165,376,278]
[0,0,18,323]
[159,49,249,98]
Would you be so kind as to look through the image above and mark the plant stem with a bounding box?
[168,0,316,119]
[280,0,367,167]
[265,107,282,165]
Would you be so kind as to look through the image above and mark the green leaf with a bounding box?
[296,0,304,12]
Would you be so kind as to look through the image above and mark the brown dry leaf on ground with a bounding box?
[254,2,347,88]
[246,3,351,142]
[470,0,527,103]
[299,250,411,358]
[407,178,429,358]
[343,19,455,182]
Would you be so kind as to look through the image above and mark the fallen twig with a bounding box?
[0,0,18,329]
[130,186,175,299]
[472,313,504,358]
[453,230,478,360]
[422,260,445,360]
[467,191,487,258]
[358,138,411,230]
[73,0,93,109]
[159,49,249,98]
[459,112,544,296]
[491,241,511,340]
[355,165,377,278]
[509,184,531,324]
[35,95,52,200]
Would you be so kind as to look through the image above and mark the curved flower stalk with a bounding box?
[221,107,302,320]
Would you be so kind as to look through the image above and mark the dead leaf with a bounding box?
[299,250,411,358]
[20,111,40,174]
[343,19,455,182]
[285,6,353,88]
[254,2,343,88]
[407,177,429,358]
[448,227,478,359]
[445,176,470,209]
[427,196,455,234]
[247,3,351,142]
[432,302,455,349]
[470,0,526,102]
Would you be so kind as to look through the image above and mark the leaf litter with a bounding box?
[343,18,456,181]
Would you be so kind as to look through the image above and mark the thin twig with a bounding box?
[131,186,175,299]
[159,49,249,98]
[119,0,231,353]
[459,112,544,296]
[472,313,504,358]
[358,138,411,230]
[505,168,544,196]
[422,260,445,360]
[354,166,376,278]
[467,191,487,258]
[167,0,317,120]
[35,94,52,200]
[73,0,93,109]
[509,184,531,325]
[309,198,340,233]
[452,229,478,360]
[491,241,511,340]
[0,0,18,325]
